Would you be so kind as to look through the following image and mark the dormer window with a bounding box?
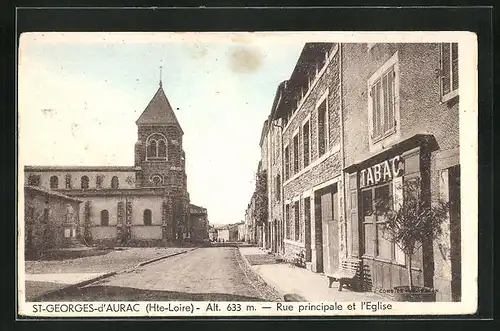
[146,133,168,161]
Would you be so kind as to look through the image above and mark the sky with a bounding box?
[18,32,304,225]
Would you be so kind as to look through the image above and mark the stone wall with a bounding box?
[279,46,343,266]
[24,188,81,256]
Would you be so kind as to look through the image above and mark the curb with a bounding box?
[236,247,289,301]
[136,248,196,267]
[29,247,198,302]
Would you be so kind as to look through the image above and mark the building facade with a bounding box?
[217,224,239,242]
[342,43,460,301]
[188,204,209,242]
[24,185,82,258]
[260,42,461,302]
[237,222,246,241]
[24,83,203,247]
[270,43,345,276]
[208,226,218,242]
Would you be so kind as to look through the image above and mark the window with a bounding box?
[368,53,399,144]
[81,176,89,189]
[440,43,459,101]
[275,174,281,201]
[65,174,72,189]
[317,99,328,157]
[293,134,299,174]
[294,200,300,242]
[285,204,291,240]
[146,133,168,160]
[375,185,392,259]
[143,209,152,225]
[100,210,109,226]
[96,175,103,189]
[284,145,290,180]
[303,120,310,167]
[361,183,405,263]
[150,174,163,186]
[49,176,58,189]
[111,176,119,189]
[157,140,167,158]
[43,208,49,224]
[27,174,40,186]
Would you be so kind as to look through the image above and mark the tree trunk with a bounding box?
[407,254,413,291]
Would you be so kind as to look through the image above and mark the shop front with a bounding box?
[345,134,438,292]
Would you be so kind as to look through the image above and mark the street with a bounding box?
[40,246,282,302]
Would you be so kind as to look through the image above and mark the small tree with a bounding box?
[254,170,268,227]
[375,179,449,291]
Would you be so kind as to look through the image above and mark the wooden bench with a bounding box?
[325,258,362,291]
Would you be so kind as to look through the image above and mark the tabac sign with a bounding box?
[359,155,404,188]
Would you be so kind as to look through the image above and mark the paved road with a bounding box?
[42,247,281,302]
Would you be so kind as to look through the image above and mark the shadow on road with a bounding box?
[34,285,272,302]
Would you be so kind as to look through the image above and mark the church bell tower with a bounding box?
[134,73,189,241]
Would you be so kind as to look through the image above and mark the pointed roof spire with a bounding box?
[135,82,183,134]
[159,65,163,88]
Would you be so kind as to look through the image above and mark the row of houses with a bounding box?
[208,222,246,242]
[245,42,461,302]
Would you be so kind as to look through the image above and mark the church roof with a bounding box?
[136,86,183,133]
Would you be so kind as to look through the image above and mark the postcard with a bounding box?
[17,31,478,317]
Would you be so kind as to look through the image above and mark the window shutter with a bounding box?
[349,173,359,257]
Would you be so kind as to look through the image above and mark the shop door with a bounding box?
[321,185,339,275]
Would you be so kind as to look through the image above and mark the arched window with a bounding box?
[50,176,59,189]
[81,176,89,189]
[111,176,119,189]
[100,210,109,226]
[147,140,157,158]
[157,140,167,158]
[143,209,152,226]
[146,133,167,160]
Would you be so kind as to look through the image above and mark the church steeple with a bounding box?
[135,81,183,134]
[134,79,186,190]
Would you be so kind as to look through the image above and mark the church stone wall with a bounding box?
[132,226,163,240]
[25,170,136,190]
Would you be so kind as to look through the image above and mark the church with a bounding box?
[24,80,207,251]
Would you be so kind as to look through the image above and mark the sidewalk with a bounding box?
[239,246,390,302]
[23,247,194,301]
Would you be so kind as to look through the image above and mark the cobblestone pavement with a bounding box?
[41,247,282,302]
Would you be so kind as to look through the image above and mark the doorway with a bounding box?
[314,183,339,274]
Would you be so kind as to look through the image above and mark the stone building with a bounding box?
[208,226,218,242]
[269,43,344,275]
[237,222,246,241]
[266,81,287,255]
[262,42,461,302]
[341,43,461,301]
[24,185,83,258]
[188,204,209,242]
[217,224,239,242]
[24,82,202,247]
